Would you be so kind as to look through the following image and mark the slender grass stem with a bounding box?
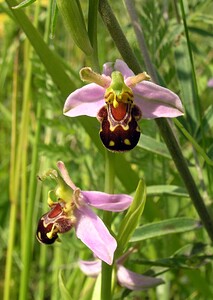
[20,38,32,258]
[98,0,213,242]
[19,100,42,300]
[18,3,41,299]
[4,54,19,299]
[4,46,27,300]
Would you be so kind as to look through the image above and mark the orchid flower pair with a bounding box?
[36,161,132,265]
[64,59,184,152]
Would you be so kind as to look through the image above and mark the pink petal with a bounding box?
[117,265,164,290]
[132,81,184,119]
[81,191,132,212]
[57,161,76,190]
[75,206,117,265]
[63,83,105,117]
[79,260,101,277]
[103,62,114,76]
[114,59,135,78]
[207,78,213,88]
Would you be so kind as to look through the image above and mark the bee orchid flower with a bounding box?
[36,161,133,265]
[64,59,184,152]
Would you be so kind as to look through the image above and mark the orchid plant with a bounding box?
[64,59,184,152]
[36,161,132,265]
[2,0,213,300]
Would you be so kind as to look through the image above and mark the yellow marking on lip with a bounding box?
[109,140,115,147]
[124,139,131,145]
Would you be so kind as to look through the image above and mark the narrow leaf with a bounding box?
[174,37,199,131]
[56,0,93,55]
[130,218,201,242]
[147,185,189,197]
[91,273,101,300]
[58,270,73,300]
[175,119,213,166]
[116,179,146,255]
[137,134,171,159]
[50,0,58,39]
[12,0,36,9]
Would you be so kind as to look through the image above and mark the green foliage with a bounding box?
[130,217,201,242]
[116,179,146,256]
[0,0,213,299]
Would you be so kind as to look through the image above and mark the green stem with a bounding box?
[155,118,213,241]
[20,36,32,259]
[98,0,141,74]
[98,0,213,242]
[4,53,18,300]
[19,101,42,300]
[51,246,63,300]
[18,3,41,299]
[101,150,115,300]
[104,150,115,195]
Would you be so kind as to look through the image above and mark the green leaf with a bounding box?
[116,179,146,255]
[175,119,213,166]
[147,185,189,197]
[135,254,213,269]
[91,273,101,300]
[50,0,58,39]
[56,0,93,55]
[197,105,213,140]
[174,37,199,131]
[188,26,213,38]
[58,270,73,300]
[137,134,171,158]
[12,0,36,9]
[130,218,201,242]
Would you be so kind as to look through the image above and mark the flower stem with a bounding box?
[104,150,115,195]
[98,0,141,74]
[98,0,213,242]
[101,150,115,300]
